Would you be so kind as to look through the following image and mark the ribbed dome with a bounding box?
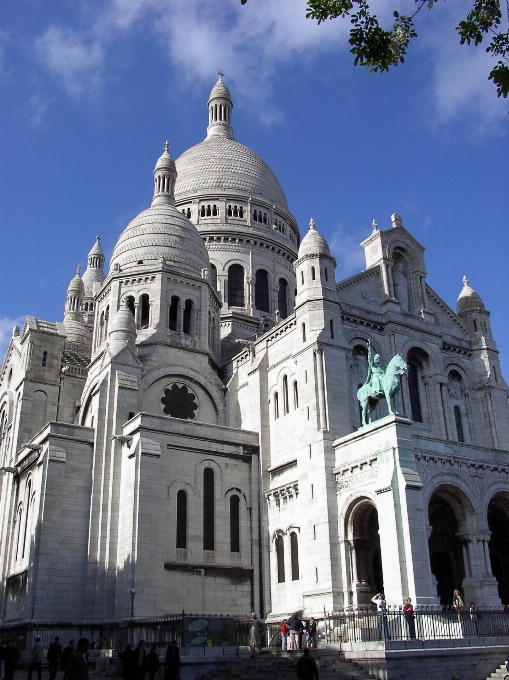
[175,136,289,211]
[108,299,137,354]
[457,276,485,315]
[155,142,176,172]
[109,204,210,276]
[67,267,85,295]
[82,237,105,297]
[298,219,331,259]
[64,318,92,348]
[209,80,232,103]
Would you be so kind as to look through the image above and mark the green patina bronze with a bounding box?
[357,340,407,427]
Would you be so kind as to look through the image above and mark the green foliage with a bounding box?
[243,0,509,106]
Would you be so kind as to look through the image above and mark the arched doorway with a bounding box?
[348,499,384,603]
[428,486,470,606]
[487,493,509,605]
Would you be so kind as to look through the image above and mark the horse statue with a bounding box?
[357,341,407,427]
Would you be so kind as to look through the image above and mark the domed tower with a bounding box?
[174,73,300,359]
[64,266,93,352]
[82,236,105,326]
[457,275,493,340]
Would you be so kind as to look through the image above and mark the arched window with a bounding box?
[454,405,465,443]
[176,490,187,549]
[233,205,238,217]
[183,300,193,335]
[274,392,279,419]
[302,323,306,342]
[104,305,110,337]
[200,206,205,217]
[227,205,232,217]
[283,375,289,415]
[311,266,316,281]
[126,296,135,317]
[263,213,267,225]
[206,204,211,217]
[210,264,218,289]
[253,210,258,222]
[278,279,288,319]
[139,295,150,329]
[15,504,23,561]
[293,381,299,409]
[407,362,423,422]
[275,535,285,583]
[89,302,93,311]
[230,495,240,552]
[300,271,304,286]
[212,204,218,216]
[255,270,270,313]
[42,351,47,367]
[239,206,244,218]
[473,319,478,332]
[228,265,245,307]
[290,531,299,581]
[169,296,179,331]
[324,268,328,282]
[330,320,335,339]
[203,467,214,551]
[187,208,191,218]
[84,302,88,311]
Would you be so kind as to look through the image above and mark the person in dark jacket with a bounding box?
[60,641,75,679]
[28,636,44,680]
[145,645,161,680]
[64,638,89,680]
[164,641,181,680]
[119,643,134,680]
[287,614,303,651]
[3,639,21,680]
[296,648,318,680]
[47,636,63,680]
[133,641,146,680]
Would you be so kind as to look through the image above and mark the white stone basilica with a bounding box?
[1,75,508,625]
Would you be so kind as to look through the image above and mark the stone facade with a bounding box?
[0,75,508,625]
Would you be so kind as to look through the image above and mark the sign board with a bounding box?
[182,616,236,647]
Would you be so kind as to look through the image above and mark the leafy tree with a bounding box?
[241,0,509,102]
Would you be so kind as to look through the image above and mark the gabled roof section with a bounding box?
[425,284,468,335]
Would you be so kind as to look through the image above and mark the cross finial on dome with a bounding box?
[76,264,81,275]
[463,275,469,287]
[372,219,378,231]
[96,235,100,242]
[164,140,170,153]
[217,69,224,80]
[309,218,316,230]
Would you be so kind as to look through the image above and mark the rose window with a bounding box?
[160,384,198,420]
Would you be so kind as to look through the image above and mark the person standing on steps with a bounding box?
[60,641,75,680]
[119,643,134,680]
[64,638,90,680]
[296,648,318,680]
[47,636,63,680]
[281,619,289,650]
[145,645,160,680]
[403,598,416,640]
[250,613,264,653]
[133,641,146,680]
[3,639,20,680]
[27,636,44,680]
[164,641,181,680]
[287,613,302,651]
[371,593,391,640]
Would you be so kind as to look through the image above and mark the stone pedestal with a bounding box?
[334,415,439,606]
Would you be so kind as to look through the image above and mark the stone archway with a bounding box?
[347,499,383,604]
[428,486,470,606]
[487,493,509,605]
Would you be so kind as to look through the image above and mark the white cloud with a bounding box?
[328,224,366,278]
[0,317,25,364]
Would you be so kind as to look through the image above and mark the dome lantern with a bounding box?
[64,265,86,322]
[207,70,234,139]
[152,141,177,207]
[457,275,485,315]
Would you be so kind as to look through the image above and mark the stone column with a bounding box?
[314,348,328,431]
[246,276,254,315]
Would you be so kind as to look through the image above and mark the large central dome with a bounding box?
[175,136,289,211]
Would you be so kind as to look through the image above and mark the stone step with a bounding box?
[486,661,509,678]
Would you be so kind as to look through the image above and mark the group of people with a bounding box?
[119,640,181,680]
[0,638,21,680]
[280,615,317,651]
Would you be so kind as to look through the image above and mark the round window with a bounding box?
[160,383,198,420]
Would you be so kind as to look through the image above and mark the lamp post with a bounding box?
[130,588,136,618]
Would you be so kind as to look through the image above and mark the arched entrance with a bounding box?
[347,499,383,603]
[428,486,470,606]
[487,493,509,605]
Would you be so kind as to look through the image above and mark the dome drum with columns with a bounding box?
[0,74,508,632]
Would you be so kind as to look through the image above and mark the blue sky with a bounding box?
[1,0,508,378]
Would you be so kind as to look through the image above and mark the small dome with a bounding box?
[67,266,85,295]
[298,219,332,259]
[108,299,137,353]
[457,276,485,315]
[88,236,105,258]
[208,77,232,104]
[64,318,92,348]
[155,141,176,172]
[82,237,105,297]
[109,204,210,276]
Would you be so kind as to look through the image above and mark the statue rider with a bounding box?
[366,340,385,396]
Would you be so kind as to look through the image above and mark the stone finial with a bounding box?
[391,213,403,229]
[372,219,378,231]
[309,218,316,230]
[12,325,20,337]
[217,69,224,80]
[76,264,81,275]
[164,140,170,153]
[463,275,469,287]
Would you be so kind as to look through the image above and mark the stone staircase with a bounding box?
[198,649,376,680]
[486,660,509,679]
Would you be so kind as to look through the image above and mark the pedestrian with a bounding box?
[145,646,160,680]
[305,618,317,649]
[64,638,89,680]
[133,641,146,680]
[0,638,6,680]
[4,639,20,680]
[296,648,318,680]
[249,613,264,653]
[281,619,289,651]
[403,598,416,640]
[452,589,464,611]
[60,641,75,680]
[371,593,391,640]
[47,636,63,680]
[119,643,134,680]
[28,636,44,680]
[469,602,479,636]
[163,641,181,680]
[287,613,302,651]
